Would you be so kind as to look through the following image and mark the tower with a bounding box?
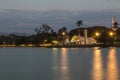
[84,29,87,45]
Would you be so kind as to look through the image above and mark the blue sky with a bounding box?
[0,0,120,34]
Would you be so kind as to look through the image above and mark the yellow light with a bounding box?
[95,32,100,37]
[109,32,114,36]
[106,48,119,80]
[52,40,58,44]
[20,44,26,47]
[62,32,65,35]
[27,44,33,47]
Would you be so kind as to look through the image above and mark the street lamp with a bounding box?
[95,32,100,37]
[62,32,65,36]
[109,32,114,37]
[61,32,66,45]
[95,32,100,43]
[108,31,114,43]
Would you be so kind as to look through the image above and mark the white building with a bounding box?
[71,35,96,45]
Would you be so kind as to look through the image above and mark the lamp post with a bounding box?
[108,31,114,43]
[84,28,87,45]
[62,31,66,45]
[95,32,100,43]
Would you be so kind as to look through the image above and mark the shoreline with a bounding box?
[0,43,120,48]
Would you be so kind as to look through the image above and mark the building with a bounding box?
[70,35,96,45]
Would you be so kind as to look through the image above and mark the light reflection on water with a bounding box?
[52,48,70,80]
[52,47,120,80]
[52,48,59,80]
[60,48,70,80]
[106,48,119,80]
[0,47,120,80]
[92,48,103,80]
[92,47,119,80]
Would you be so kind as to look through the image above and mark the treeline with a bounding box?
[0,24,120,45]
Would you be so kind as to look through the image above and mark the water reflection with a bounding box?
[106,47,119,80]
[52,48,59,80]
[92,48,104,80]
[52,48,70,80]
[60,48,70,80]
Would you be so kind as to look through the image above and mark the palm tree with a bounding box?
[76,20,83,36]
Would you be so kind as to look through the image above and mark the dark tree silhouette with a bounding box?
[58,27,67,36]
[34,24,54,43]
[57,27,68,42]
[76,20,83,36]
[34,24,52,34]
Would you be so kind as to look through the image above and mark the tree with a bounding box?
[34,24,52,34]
[76,20,83,36]
[34,24,53,43]
[58,27,67,36]
[58,27,68,42]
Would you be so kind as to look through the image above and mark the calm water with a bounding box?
[0,47,120,80]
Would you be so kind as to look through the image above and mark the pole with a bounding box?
[84,29,87,45]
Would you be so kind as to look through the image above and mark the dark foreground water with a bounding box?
[0,47,120,80]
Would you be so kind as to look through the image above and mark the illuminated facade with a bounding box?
[70,35,96,45]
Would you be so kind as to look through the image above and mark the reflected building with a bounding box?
[106,48,119,80]
[92,48,104,80]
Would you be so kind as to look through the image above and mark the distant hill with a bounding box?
[0,32,9,36]
[11,32,29,36]
[0,32,29,36]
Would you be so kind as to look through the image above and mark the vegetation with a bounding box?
[0,21,120,46]
[76,20,83,36]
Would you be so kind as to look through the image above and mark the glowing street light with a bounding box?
[62,32,65,36]
[95,32,100,37]
[94,32,100,43]
[109,32,114,37]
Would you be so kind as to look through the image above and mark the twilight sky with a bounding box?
[0,0,120,34]
[0,0,120,11]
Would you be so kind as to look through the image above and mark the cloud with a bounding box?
[0,9,120,34]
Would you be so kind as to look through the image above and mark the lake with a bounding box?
[0,47,120,80]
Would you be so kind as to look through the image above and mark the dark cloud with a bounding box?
[0,9,120,34]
